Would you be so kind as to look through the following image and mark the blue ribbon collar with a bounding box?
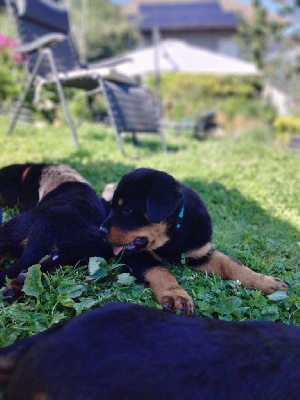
[176,205,185,229]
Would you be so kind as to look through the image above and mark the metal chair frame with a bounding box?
[101,79,167,159]
[4,0,167,156]
[8,45,81,148]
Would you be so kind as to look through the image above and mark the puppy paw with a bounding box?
[256,274,289,295]
[102,183,116,203]
[159,287,194,315]
[3,272,27,301]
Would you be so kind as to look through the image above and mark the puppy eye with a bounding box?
[122,205,132,215]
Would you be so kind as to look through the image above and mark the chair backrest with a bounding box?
[5,0,80,78]
[102,80,160,134]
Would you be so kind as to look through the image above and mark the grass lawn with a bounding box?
[0,117,299,345]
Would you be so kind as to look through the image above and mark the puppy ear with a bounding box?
[145,171,183,223]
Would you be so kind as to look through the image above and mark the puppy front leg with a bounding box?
[195,250,288,295]
[145,266,194,315]
[102,183,116,203]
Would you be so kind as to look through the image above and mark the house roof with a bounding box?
[137,2,237,30]
[123,0,286,24]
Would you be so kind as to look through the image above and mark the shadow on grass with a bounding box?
[3,146,297,293]
[0,160,299,334]
[183,177,299,290]
[120,133,182,155]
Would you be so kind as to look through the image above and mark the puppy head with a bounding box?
[100,168,183,255]
[0,164,32,208]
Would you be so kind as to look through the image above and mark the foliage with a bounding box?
[146,73,274,122]
[274,115,300,133]
[218,96,277,123]
[273,0,300,29]
[236,0,284,70]
[0,118,299,346]
[154,73,263,98]
[68,0,140,61]
[265,1,300,99]
[0,261,149,345]
[0,34,24,109]
[236,1,299,99]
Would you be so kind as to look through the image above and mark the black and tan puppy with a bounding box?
[0,163,113,294]
[0,163,89,212]
[100,168,288,314]
[0,302,299,400]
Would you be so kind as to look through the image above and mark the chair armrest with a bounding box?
[91,56,132,69]
[14,33,66,54]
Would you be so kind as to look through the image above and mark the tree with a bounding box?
[273,0,300,15]
[236,0,299,100]
[265,0,300,98]
[68,0,140,62]
[272,0,299,41]
[236,0,284,70]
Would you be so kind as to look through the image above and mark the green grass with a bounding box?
[0,116,299,346]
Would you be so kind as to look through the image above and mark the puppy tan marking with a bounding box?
[39,165,89,201]
[21,239,28,249]
[102,183,116,203]
[195,251,288,294]
[107,222,170,251]
[0,339,33,383]
[33,395,49,400]
[0,356,16,380]
[145,267,194,315]
[186,243,213,259]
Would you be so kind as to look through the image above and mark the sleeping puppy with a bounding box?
[0,163,113,295]
[100,168,288,315]
[0,163,89,212]
[0,302,299,400]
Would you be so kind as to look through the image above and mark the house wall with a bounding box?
[142,30,240,58]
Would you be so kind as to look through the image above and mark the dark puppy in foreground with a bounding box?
[0,302,299,400]
[0,163,113,294]
[100,168,288,314]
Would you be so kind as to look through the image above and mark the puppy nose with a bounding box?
[99,225,109,239]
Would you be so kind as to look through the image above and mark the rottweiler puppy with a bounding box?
[0,163,89,212]
[0,302,299,400]
[0,163,113,295]
[100,168,288,315]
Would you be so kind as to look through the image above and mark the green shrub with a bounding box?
[0,34,24,109]
[0,34,91,124]
[146,73,267,121]
[152,73,263,98]
[219,97,277,123]
[274,116,300,134]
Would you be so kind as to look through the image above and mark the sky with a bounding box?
[240,0,280,12]
[111,0,280,11]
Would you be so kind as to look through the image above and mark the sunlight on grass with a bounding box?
[0,115,299,344]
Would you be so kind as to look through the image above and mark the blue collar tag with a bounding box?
[176,205,185,229]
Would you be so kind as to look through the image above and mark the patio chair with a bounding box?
[101,79,167,158]
[5,0,167,156]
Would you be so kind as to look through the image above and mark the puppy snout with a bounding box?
[99,225,109,239]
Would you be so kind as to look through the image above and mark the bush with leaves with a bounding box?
[146,73,274,122]
[0,34,24,109]
[274,115,300,134]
